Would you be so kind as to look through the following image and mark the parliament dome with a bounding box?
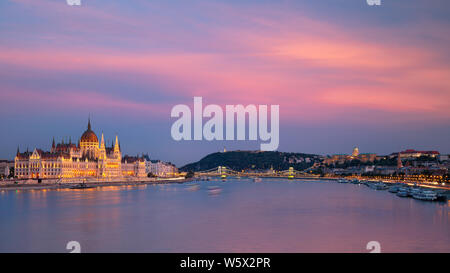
[80,119,98,143]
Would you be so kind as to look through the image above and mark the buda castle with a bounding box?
[14,119,146,179]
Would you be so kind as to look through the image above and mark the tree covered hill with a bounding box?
[180,150,322,172]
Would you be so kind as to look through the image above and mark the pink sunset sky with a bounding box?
[1,0,449,165]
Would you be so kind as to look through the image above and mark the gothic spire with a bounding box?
[100,132,105,149]
[88,116,92,131]
[114,135,120,152]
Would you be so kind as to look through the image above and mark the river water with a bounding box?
[0,178,448,252]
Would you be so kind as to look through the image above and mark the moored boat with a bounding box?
[410,188,422,197]
[69,183,94,189]
[351,179,360,184]
[337,179,349,183]
[412,190,437,201]
[388,186,400,193]
[375,183,388,190]
[396,188,409,197]
[368,182,388,190]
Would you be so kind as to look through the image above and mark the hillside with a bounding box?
[180,150,322,172]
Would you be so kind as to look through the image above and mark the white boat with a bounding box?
[396,188,409,197]
[410,188,422,196]
[253,177,262,182]
[388,186,400,193]
[337,179,349,183]
[369,182,388,190]
[412,190,437,201]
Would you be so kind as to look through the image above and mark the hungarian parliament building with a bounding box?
[14,119,148,180]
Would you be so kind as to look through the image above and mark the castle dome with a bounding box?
[80,119,98,143]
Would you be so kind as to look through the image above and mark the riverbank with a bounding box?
[0,177,193,191]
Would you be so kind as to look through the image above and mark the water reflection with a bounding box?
[207,186,222,196]
[186,184,200,192]
[0,179,448,253]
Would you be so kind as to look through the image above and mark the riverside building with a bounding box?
[14,119,146,179]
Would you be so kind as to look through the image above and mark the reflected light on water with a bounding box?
[0,179,448,253]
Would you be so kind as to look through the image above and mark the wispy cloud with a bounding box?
[1,0,449,123]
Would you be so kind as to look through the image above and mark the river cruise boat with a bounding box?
[369,182,388,190]
[412,190,437,201]
[69,183,94,189]
[396,188,409,197]
[410,188,422,197]
[388,186,401,193]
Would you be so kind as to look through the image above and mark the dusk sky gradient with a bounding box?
[1,0,450,166]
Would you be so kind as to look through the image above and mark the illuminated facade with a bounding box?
[14,119,146,179]
[323,147,376,165]
[397,149,440,159]
[145,160,178,177]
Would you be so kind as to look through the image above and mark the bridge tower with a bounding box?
[218,166,227,179]
[288,167,294,179]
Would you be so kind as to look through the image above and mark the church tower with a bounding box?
[99,132,106,159]
[114,135,121,158]
[51,137,55,153]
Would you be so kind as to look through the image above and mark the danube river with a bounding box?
[0,178,448,252]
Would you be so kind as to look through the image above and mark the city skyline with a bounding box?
[1,0,450,165]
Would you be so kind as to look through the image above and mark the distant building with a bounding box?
[323,154,348,165]
[0,160,14,178]
[439,154,449,162]
[122,155,146,177]
[145,160,178,177]
[374,166,397,175]
[364,165,375,173]
[323,148,376,165]
[358,153,377,163]
[394,149,440,159]
[14,119,146,179]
